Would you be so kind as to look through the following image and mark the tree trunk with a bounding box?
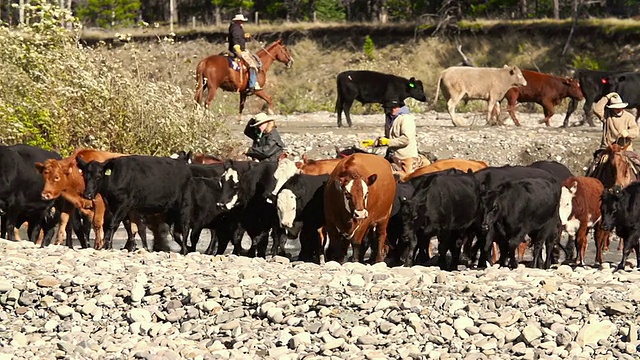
[520,0,527,18]
[553,0,559,18]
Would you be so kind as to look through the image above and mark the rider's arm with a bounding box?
[593,95,609,121]
[387,117,413,149]
[625,116,639,139]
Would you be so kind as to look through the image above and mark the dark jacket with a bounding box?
[244,123,285,162]
[228,22,246,54]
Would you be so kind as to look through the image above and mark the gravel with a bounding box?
[1,238,640,359]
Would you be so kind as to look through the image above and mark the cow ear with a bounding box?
[569,181,578,194]
[35,162,44,174]
[103,162,115,176]
[65,163,74,175]
[367,174,377,186]
[76,156,88,171]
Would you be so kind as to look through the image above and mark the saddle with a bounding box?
[220,51,262,72]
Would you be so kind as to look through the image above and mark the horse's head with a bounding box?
[271,39,294,68]
[604,143,633,188]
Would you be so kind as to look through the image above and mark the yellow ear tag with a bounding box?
[105,169,112,176]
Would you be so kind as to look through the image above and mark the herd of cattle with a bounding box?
[335,67,640,127]
[3,143,640,271]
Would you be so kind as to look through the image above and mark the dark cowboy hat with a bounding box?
[382,99,405,109]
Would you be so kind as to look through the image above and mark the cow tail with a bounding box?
[434,74,442,103]
[194,62,205,104]
[334,77,342,114]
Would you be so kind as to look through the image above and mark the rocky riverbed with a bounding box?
[0,239,639,360]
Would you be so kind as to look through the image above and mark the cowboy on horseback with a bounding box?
[228,13,261,93]
[586,92,640,176]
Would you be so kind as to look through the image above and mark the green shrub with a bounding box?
[363,35,375,60]
[572,54,602,70]
[0,2,235,156]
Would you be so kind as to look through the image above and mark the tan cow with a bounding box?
[435,65,527,126]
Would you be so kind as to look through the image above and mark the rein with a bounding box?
[259,44,278,60]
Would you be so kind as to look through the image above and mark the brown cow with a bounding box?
[497,70,584,127]
[559,176,609,265]
[36,148,144,250]
[401,159,489,182]
[324,153,396,263]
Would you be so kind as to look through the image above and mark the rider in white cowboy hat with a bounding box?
[244,113,285,162]
[586,92,640,176]
[228,13,261,93]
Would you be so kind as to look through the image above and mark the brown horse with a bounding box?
[592,143,638,189]
[194,39,294,114]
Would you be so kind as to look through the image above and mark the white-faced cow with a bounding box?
[324,153,396,263]
[434,65,527,126]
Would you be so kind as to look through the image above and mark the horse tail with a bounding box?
[194,61,205,105]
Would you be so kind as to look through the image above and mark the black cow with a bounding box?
[529,160,573,182]
[187,177,233,255]
[400,170,481,270]
[0,145,63,243]
[77,155,193,254]
[602,71,640,121]
[563,69,632,128]
[600,184,640,270]
[276,173,329,262]
[481,178,561,269]
[217,160,282,257]
[471,165,561,266]
[335,70,427,127]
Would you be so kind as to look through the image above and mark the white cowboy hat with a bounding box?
[606,93,629,109]
[232,14,248,22]
[250,112,275,127]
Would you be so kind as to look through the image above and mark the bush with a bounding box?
[0,2,235,157]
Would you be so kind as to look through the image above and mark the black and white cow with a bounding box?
[77,155,193,254]
[600,183,640,270]
[217,160,282,257]
[276,173,329,262]
[481,177,561,269]
[335,70,427,127]
[399,170,480,269]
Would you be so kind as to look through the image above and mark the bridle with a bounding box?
[259,42,292,64]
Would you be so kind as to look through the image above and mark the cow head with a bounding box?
[170,150,193,164]
[217,166,241,210]
[277,188,298,229]
[506,65,527,87]
[601,75,624,94]
[601,186,625,231]
[335,173,377,220]
[270,158,300,203]
[559,180,577,226]
[407,77,428,102]
[398,196,417,244]
[76,157,112,200]
[36,158,76,200]
[480,190,502,233]
[563,77,585,101]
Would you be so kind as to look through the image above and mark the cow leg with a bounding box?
[71,211,90,249]
[4,212,17,242]
[505,97,521,126]
[89,195,107,250]
[575,222,588,266]
[541,99,554,127]
[189,226,203,253]
[447,97,465,127]
[594,226,609,265]
[562,98,578,127]
[270,225,287,257]
[326,228,348,264]
[103,207,130,250]
[122,218,137,251]
[583,100,596,127]
[486,96,499,126]
[617,231,640,270]
[401,230,418,267]
[342,99,354,127]
[55,202,73,245]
